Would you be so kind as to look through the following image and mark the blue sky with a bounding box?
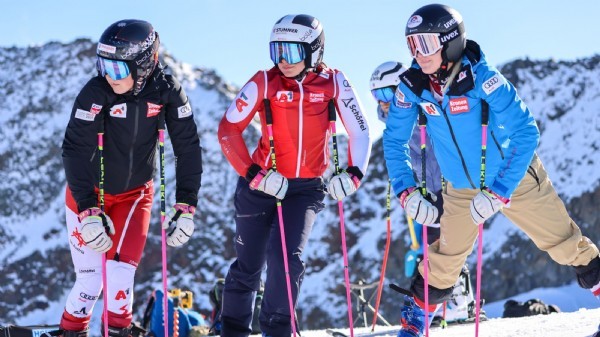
[3,0,599,138]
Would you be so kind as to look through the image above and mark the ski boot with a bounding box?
[397,295,437,337]
[58,328,89,337]
[101,325,131,337]
[593,324,600,337]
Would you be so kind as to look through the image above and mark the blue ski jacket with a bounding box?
[383,40,539,199]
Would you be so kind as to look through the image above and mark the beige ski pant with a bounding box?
[419,153,599,289]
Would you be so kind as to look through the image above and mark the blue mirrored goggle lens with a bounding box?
[371,87,396,103]
[97,57,130,80]
[269,42,306,64]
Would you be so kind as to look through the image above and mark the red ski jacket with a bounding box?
[218,66,371,179]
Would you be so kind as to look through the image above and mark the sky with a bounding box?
[3,0,599,138]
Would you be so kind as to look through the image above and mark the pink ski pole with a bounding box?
[328,101,355,337]
[474,103,490,337]
[418,112,431,337]
[263,99,298,337]
[98,129,109,337]
[158,118,169,337]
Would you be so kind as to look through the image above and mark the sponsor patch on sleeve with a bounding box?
[482,74,504,95]
[226,81,258,123]
[177,102,192,118]
[75,109,96,121]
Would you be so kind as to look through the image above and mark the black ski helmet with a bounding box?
[405,4,466,62]
[96,19,160,95]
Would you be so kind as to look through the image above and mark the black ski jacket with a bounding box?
[62,66,202,212]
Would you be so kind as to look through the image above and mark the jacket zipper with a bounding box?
[296,79,305,178]
[124,100,139,190]
[437,100,477,189]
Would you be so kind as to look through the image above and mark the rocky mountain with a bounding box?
[0,40,598,330]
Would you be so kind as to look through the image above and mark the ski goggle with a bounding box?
[371,86,396,103]
[97,57,131,80]
[406,33,443,58]
[269,42,306,64]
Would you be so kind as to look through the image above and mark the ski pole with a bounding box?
[263,99,298,337]
[417,111,431,337]
[98,120,109,337]
[328,100,355,337]
[158,113,169,337]
[370,180,392,332]
[474,102,490,337]
[406,215,420,251]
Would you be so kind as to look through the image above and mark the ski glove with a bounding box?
[249,168,288,199]
[162,203,196,247]
[399,187,439,226]
[328,166,363,200]
[470,187,509,225]
[79,207,115,253]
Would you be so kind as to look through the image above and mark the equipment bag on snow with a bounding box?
[208,278,263,335]
[141,289,207,337]
[0,325,60,337]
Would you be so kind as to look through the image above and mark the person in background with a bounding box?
[370,61,481,325]
[217,14,372,337]
[61,19,202,337]
[382,4,600,336]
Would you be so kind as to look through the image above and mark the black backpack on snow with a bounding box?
[502,298,560,318]
[208,278,263,335]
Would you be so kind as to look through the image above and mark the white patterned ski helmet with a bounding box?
[369,61,408,90]
[269,14,325,68]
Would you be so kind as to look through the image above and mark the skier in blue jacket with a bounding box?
[383,4,600,336]
[371,61,481,325]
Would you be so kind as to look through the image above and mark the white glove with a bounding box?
[79,207,115,253]
[470,188,508,225]
[400,187,439,227]
[249,168,288,199]
[162,203,196,247]
[328,171,360,200]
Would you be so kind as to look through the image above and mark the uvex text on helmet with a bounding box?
[405,4,466,62]
[369,61,408,90]
[97,19,160,95]
[270,14,325,68]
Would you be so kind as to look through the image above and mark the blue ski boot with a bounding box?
[397,295,438,337]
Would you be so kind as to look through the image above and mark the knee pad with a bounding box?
[106,260,136,316]
[65,269,102,318]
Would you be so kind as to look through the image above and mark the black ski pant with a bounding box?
[220,177,325,337]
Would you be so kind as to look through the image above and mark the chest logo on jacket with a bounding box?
[277,91,293,102]
[109,103,127,118]
[147,102,162,117]
[309,92,325,102]
[449,97,470,114]
[420,102,441,116]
